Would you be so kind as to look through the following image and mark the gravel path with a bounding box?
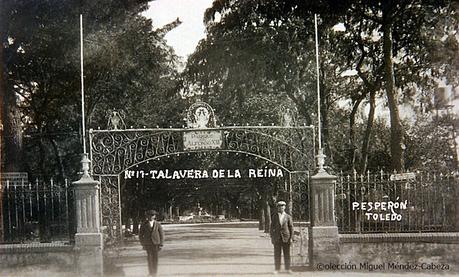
[3,222,456,276]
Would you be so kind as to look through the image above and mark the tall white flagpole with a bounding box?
[80,14,87,155]
[314,14,325,172]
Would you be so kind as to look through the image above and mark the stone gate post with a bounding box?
[310,160,339,266]
[73,154,103,276]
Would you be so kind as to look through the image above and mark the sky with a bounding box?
[143,0,214,58]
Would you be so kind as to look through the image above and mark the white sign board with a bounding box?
[183,130,223,150]
[390,172,416,181]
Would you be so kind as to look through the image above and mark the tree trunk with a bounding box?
[383,16,404,172]
[133,216,139,234]
[264,200,271,233]
[349,99,362,171]
[0,19,4,243]
[0,36,3,171]
[287,178,293,217]
[1,0,23,172]
[360,90,376,174]
[3,86,23,172]
[38,136,46,176]
[258,194,264,230]
[293,99,312,126]
[285,83,312,125]
[49,137,66,181]
[263,189,271,233]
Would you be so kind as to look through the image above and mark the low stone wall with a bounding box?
[0,242,76,274]
[314,233,459,274]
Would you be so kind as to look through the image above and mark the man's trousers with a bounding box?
[145,245,160,276]
[274,241,291,270]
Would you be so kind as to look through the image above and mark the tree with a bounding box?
[341,0,458,171]
[2,0,181,178]
[198,0,458,173]
[405,114,458,172]
[184,2,310,125]
[187,0,367,171]
[1,0,31,172]
[82,15,184,129]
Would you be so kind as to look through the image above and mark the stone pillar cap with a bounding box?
[311,170,337,179]
[73,175,100,185]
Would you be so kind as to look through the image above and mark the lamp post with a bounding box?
[80,14,87,156]
[72,13,103,276]
[314,14,326,172]
[314,18,347,172]
[309,14,340,268]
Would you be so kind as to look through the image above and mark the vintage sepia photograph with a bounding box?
[0,0,458,276]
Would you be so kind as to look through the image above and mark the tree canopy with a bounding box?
[183,0,458,172]
[1,0,182,179]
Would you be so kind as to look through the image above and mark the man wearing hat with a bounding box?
[139,210,164,276]
[270,200,294,274]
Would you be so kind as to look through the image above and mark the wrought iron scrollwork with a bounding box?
[91,131,182,175]
[91,127,314,175]
[90,126,315,245]
[223,127,315,172]
[98,175,121,245]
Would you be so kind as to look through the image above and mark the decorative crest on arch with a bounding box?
[186,101,217,128]
[279,105,297,127]
[106,109,126,130]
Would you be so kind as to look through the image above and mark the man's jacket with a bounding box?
[139,220,164,246]
[270,212,294,244]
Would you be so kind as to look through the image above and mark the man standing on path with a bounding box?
[140,210,164,277]
[270,201,294,274]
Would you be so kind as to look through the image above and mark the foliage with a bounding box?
[185,0,458,173]
[2,0,181,179]
[405,113,458,172]
[184,2,317,126]
[3,0,83,176]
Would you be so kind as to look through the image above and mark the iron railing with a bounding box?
[335,171,458,233]
[1,179,75,243]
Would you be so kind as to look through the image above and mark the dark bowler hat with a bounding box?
[277,201,286,206]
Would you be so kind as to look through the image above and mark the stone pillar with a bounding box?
[73,155,103,276]
[310,170,339,266]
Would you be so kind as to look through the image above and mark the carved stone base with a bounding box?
[74,233,103,276]
[312,226,340,265]
[75,233,103,247]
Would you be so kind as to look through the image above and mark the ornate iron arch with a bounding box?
[90,126,314,175]
[92,103,315,245]
[90,125,315,244]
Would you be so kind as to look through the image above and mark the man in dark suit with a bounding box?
[139,210,164,277]
[270,201,294,274]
